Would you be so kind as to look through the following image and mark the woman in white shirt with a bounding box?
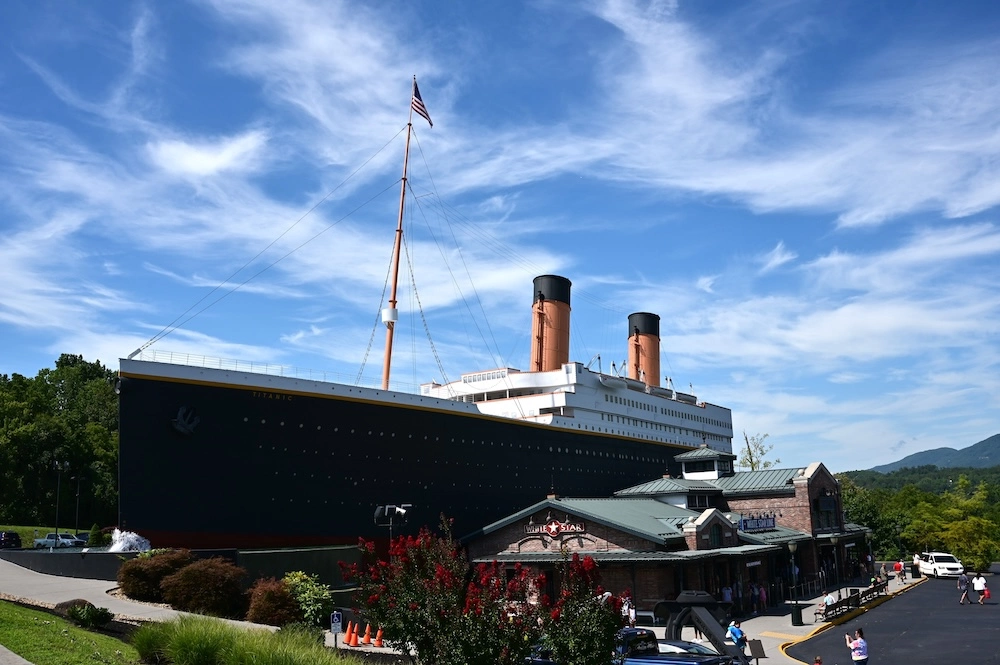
[972,572,988,605]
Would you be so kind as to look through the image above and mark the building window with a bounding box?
[710,524,723,548]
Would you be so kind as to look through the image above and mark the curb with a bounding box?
[776,578,927,663]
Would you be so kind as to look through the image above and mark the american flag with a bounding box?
[411,80,433,127]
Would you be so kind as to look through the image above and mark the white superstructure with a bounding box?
[421,361,733,452]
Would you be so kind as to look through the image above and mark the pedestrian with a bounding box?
[972,572,988,605]
[749,582,758,614]
[845,627,868,665]
[892,559,902,581]
[758,581,767,611]
[958,571,970,605]
[879,562,888,580]
[727,620,748,654]
[898,559,907,583]
[814,657,823,665]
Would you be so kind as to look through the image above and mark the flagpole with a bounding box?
[380,78,417,391]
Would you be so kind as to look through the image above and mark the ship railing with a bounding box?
[134,349,425,394]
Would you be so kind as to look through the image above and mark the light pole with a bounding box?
[789,541,802,626]
[865,532,873,579]
[73,475,82,536]
[831,536,840,597]
[895,524,903,560]
[52,460,69,550]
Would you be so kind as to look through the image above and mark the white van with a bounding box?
[918,552,964,578]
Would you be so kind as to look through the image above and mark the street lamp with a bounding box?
[831,536,840,597]
[865,532,873,578]
[72,475,82,536]
[52,460,70,550]
[789,541,803,626]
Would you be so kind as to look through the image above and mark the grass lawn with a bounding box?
[0,600,140,665]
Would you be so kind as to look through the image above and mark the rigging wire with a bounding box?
[402,225,450,386]
[408,130,505,370]
[129,127,408,357]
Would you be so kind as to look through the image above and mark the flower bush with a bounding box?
[342,518,543,665]
[538,552,626,665]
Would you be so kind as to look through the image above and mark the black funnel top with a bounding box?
[533,275,572,306]
[628,312,660,337]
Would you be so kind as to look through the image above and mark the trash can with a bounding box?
[790,603,804,626]
[911,564,920,578]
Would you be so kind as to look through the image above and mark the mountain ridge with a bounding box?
[870,433,1000,473]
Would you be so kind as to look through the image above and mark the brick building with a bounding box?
[464,446,870,617]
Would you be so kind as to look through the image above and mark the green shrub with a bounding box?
[161,557,248,618]
[87,523,102,547]
[131,619,177,664]
[279,622,325,644]
[246,577,303,627]
[66,603,114,629]
[282,571,334,627]
[133,615,343,665]
[118,549,194,602]
[162,616,239,665]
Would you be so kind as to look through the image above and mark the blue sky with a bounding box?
[2,0,999,472]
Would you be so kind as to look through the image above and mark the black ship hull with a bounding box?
[118,363,690,549]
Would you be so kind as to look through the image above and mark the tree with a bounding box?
[343,519,543,665]
[0,355,119,526]
[737,432,780,470]
[538,551,625,665]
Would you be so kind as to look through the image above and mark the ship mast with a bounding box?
[381,77,431,391]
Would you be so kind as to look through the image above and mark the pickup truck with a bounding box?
[33,533,81,548]
[528,628,731,665]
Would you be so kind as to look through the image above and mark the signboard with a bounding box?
[331,611,343,634]
[524,519,586,537]
[740,516,776,532]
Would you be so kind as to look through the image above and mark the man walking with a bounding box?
[958,571,970,604]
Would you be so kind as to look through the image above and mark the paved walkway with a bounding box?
[0,558,924,665]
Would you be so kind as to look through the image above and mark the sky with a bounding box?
[2,0,999,473]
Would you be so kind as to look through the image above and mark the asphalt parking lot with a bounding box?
[786,575,1000,664]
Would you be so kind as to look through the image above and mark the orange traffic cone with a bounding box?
[363,623,372,645]
[350,625,360,647]
[345,620,353,637]
[374,627,384,648]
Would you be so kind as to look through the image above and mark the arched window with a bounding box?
[710,524,723,548]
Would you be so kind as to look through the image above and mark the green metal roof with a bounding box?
[674,446,737,461]
[466,496,701,546]
[471,543,782,564]
[713,468,801,495]
[736,525,811,547]
[614,477,720,496]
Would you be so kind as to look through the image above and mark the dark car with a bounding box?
[0,531,22,549]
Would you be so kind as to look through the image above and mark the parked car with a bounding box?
[919,551,965,578]
[526,629,732,665]
[33,533,79,548]
[0,531,22,549]
[658,640,731,662]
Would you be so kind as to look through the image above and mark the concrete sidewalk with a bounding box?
[0,558,924,665]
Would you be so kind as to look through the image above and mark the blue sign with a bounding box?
[331,611,343,633]
[740,516,776,532]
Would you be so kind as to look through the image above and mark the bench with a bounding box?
[813,597,853,622]
[856,580,888,605]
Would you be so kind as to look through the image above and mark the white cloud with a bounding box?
[148,131,269,176]
[758,241,796,274]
